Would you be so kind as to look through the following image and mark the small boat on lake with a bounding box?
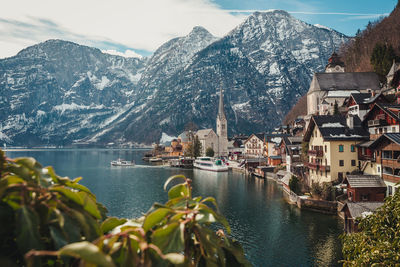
[193,157,228,172]
[111,159,135,166]
[149,157,163,163]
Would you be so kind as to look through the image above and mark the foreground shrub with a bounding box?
[341,190,400,266]
[0,150,250,266]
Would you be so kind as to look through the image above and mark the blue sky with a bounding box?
[0,0,397,59]
[215,0,396,35]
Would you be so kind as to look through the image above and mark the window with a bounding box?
[384,128,387,133]
[375,129,378,134]
[351,145,355,152]
[339,145,344,152]
[378,166,380,173]
[339,160,344,166]
[361,194,369,201]
[338,172,343,182]
[392,127,396,132]
[388,186,393,196]
[325,145,327,152]
[351,160,356,166]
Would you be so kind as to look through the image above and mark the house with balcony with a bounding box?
[369,133,400,196]
[304,115,369,186]
[279,136,303,172]
[345,92,387,120]
[356,140,381,175]
[264,134,289,166]
[363,103,400,140]
[244,133,265,158]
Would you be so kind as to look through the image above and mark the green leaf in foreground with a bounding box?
[59,241,115,267]
[100,217,127,234]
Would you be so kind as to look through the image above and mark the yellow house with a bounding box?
[304,115,370,186]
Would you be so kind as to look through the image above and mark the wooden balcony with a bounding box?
[382,158,400,169]
[383,173,400,183]
[319,165,331,172]
[308,150,323,157]
[306,162,330,171]
[359,155,376,162]
[307,162,318,170]
[368,119,387,127]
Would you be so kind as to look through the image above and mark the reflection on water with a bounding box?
[4,149,342,266]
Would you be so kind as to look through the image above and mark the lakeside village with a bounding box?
[150,52,400,233]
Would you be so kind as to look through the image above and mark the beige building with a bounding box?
[304,115,369,185]
[244,134,264,158]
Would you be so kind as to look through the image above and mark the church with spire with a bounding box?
[216,87,228,157]
[195,86,229,157]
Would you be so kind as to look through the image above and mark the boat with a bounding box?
[111,159,135,166]
[193,157,229,172]
[149,157,163,162]
[169,157,194,168]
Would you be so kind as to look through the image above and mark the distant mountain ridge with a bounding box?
[0,10,348,146]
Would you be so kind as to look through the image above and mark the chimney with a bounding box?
[371,90,375,97]
[347,115,354,129]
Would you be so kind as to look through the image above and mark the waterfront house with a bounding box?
[279,136,303,172]
[178,131,193,153]
[264,133,289,165]
[303,115,369,186]
[362,103,400,140]
[244,133,264,158]
[341,202,384,233]
[369,133,400,195]
[164,139,183,156]
[343,174,386,202]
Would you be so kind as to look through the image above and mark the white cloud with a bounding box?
[101,49,143,59]
[0,0,246,59]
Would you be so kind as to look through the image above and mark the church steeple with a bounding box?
[216,85,228,156]
[218,87,226,120]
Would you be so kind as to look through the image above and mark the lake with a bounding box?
[4,149,343,266]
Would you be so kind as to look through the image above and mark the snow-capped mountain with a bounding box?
[0,11,349,146]
[0,40,145,145]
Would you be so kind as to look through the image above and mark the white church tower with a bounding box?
[216,87,228,157]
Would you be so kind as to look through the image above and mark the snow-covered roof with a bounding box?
[320,122,344,128]
[326,90,359,98]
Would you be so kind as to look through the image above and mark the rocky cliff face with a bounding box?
[0,11,348,146]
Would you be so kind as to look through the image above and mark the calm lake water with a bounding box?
[5,149,343,266]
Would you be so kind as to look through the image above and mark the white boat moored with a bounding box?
[111,159,135,166]
[193,157,228,172]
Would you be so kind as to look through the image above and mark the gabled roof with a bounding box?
[370,133,400,149]
[340,202,384,219]
[310,72,380,92]
[349,93,372,105]
[304,115,369,142]
[178,131,191,142]
[344,175,386,188]
[196,129,214,139]
[363,103,400,124]
[244,133,264,144]
[288,136,303,144]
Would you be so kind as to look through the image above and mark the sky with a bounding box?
[0,0,397,59]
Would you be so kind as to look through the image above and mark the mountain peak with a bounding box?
[188,26,214,38]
